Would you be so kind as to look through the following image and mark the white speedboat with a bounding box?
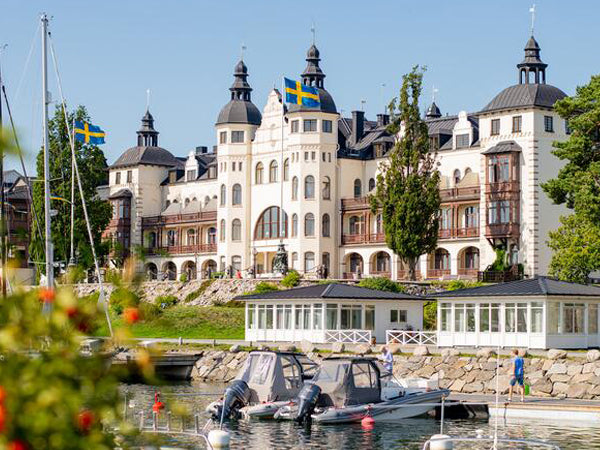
[274,356,449,424]
[206,350,317,421]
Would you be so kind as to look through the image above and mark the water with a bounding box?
[122,382,600,449]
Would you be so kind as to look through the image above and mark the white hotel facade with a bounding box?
[104,35,568,282]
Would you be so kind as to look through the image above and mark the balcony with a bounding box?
[142,210,217,228]
[341,233,386,245]
[146,243,217,256]
[457,268,479,278]
[108,218,131,229]
[486,181,520,195]
[439,227,479,239]
[485,223,520,239]
[440,186,480,202]
[427,268,451,278]
[340,196,370,211]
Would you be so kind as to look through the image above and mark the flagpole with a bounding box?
[68,117,75,266]
[280,75,284,243]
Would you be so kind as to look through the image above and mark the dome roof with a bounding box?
[287,87,337,114]
[481,83,566,113]
[216,100,262,125]
[307,44,320,59]
[111,146,183,169]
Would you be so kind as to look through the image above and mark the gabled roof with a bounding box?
[432,277,600,298]
[111,146,184,169]
[238,283,423,301]
[482,140,522,155]
[108,188,132,199]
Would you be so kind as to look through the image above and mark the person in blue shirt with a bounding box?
[381,346,394,374]
[508,348,525,402]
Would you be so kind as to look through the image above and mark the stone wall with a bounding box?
[190,347,600,400]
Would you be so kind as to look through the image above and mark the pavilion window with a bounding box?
[440,303,451,332]
[563,303,585,334]
[365,305,375,331]
[313,304,323,330]
[276,305,285,329]
[547,302,559,334]
[341,305,362,330]
[530,302,544,333]
[454,304,466,332]
[284,305,292,329]
[303,304,311,330]
[266,305,274,329]
[505,303,528,333]
[248,305,256,329]
[589,304,598,334]
[390,309,407,324]
[326,304,338,330]
[295,305,302,330]
[466,304,476,332]
[258,305,267,329]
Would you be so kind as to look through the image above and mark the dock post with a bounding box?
[167,411,172,431]
[153,411,158,431]
[195,414,200,434]
[440,396,445,434]
[139,411,145,431]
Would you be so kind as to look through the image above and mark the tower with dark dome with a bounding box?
[216,59,262,126]
[517,36,547,85]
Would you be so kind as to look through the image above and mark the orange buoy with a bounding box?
[361,415,375,427]
[152,392,165,413]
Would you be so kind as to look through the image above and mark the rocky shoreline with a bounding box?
[189,346,600,400]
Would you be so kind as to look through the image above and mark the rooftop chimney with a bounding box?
[351,110,365,145]
[195,146,209,155]
[376,114,389,128]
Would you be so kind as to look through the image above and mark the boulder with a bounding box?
[415,365,436,379]
[485,375,512,394]
[441,348,460,358]
[549,374,571,383]
[258,344,270,351]
[476,348,496,358]
[449,379,466,392]
[566,383,589,399]
[552,382,570,396]
[587,350,600,362]
[531,378,553,395]
[462,382,484,394]
[475,370,495,382]
[583,363,596,374]
[571,372,595,384]
[547,349,568,360]
[355,343,372,355]
[547,363,567,375]
[331,342,345,353]
[300,340,316,354]
[413,346,430,357]
[278,343,297,352]
[567,364,583,376]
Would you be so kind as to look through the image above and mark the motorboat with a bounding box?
[274,356,449,424]
[206,350,317,421]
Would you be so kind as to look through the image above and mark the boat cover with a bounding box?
[312,359,381,407]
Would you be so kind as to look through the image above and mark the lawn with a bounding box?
[94,305,245,339]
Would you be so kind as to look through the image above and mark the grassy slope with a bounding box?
[95,305,245,339]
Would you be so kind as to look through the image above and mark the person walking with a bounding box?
[381,346,394,374]
[508,348,525,402]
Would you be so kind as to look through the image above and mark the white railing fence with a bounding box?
[325,330,372,344]
[386,330,437,345]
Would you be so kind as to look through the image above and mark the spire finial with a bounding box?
[146,88,151,111]
[529,3,536,35]
[240,43,246,61]
[310,22,316,45]
[360,99,366,112]
[432,85,439,103]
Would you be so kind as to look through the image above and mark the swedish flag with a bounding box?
[284,78,320,107]
[74,120,106,145]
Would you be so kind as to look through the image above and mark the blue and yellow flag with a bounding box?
[74,120,106,145]
[284,78,320,107]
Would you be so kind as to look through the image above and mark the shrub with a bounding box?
[179,273,188,283]
[358,277,406,293]
[139,301,162,320]
[155,295,178,309]
[423,300,437,330]
[244,282,279,296]
[221,300,245,308]
[109,286,140,315]
[211,271,225,279]
[184,279,215,302]
[445,280,484,291]
[281,270,301,288]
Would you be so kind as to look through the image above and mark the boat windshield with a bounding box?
[237,353,274,385]
[314,360,350,384]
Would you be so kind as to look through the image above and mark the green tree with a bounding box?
[370,66,441,280]
[29,106,112,275]
[542,75,600,280]
[358,277,406,293]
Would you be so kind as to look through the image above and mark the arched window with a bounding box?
[167,230,177,247]
[322,213,330,237]
[232,219,242,241]
[376,213,383,234]
[322,176,331,200]
[292,214,298,237]
[349,215,364,235]
[368,178,376,192]
[232,184,242,205]
[219,219,226,242]
[232,255,242,271]
[220,184,226,206]
[464,167,472,176]
[187,228,196,245]
[434,248,450,270]
[304,213,315,236]
[304,252,315,273]
[207,227,217,244]
[255,162,264,184]
[453,169,461,185]
[292,177,299,200]
[283,158,289,181]
[269,160,278,182]
[353,179,362,198]
[148,232,157,248]
[375,252,390,272]
[291,252,298,269]
[254,206,288,239]
[305,175,315,199]
[165,200,170,208]
[184,198,190,207]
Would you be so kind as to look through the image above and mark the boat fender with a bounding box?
[429,434,453,450]
[361,416,375,427]
[208,429,231,448]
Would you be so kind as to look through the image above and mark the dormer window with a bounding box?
[375,143,385,158]
[456,134,470,149]
[169,172,177,183]
[429,137,439,151]
[208,166,216,179]
[186,170,196,181]
[491,119,500,136]
[231,131,244,143]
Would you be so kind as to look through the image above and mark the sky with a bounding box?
[1,0,599,174]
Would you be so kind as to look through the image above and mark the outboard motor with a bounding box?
[213,379,251,421]
[294,383,321,423]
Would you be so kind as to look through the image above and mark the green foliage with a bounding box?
[489,248,509,271]
[281,269,301,288]
[154,295,178,309]
[109,285,140,315]
[211,271,225,279]
[220,300,245,308]
[138,301,162,321]
[358,277,406,293]
[444,279,485,291]
[541,75,600,280]
[423,300,437,330]
[179,273,188,283]
[244,281,279,295]
[547,214,600,283]
[183,279,215,302]
[29,106,112,274]
[370,66,440,280]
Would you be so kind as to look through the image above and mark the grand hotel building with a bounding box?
[104,35,568,281]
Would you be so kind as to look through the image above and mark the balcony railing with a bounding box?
[486,181,520,194]
[478,267,523,283]
[485,223,520,238]
[142,211,217,227]
[440,186,481,202]
[439,227,480,239]
[427,268,451,279]
[397,269,421,280]
[340,196,369,211]
[457,268,479,278]
[146,243,217,256]
[325,330,372,344]
[341,233,386,245]
[108,218,131,228]
[386,330,437,345]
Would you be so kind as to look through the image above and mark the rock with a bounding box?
[355,343,372,355]
[541,360,554,372]
[388,343,403,355]
[331,342,345,353]
[527,370,546,381]
[413,346,430,357]
[449,379,466,392]
[587,350,600,362]
[300,340,316,354]
[476,348,496,358]
[571,372,595,384]
[547,363,567,375]
[531,377,553,394]
[567,364,583,376]
[567,383,589,399]
[485,375,512,394]
[278,343,297,352]
[462,382,484,393]
[549,374,571,383]
[552,382,570,396]
[475,370,495,382]
[547,349,568,360]
[445,368,465,379]
[583,363,596,374]
[258,345,270,351]
[441,348,460,358]
[415,366,436,379]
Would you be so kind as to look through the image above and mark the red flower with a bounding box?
[7,440,27,450]
[0,405,6,433]
[77,409,95,434]
[123,307,140,324]
[38,288,55,304]
[65,306,78,318]
[0,386,5,403]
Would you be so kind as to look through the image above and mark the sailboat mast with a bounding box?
[41,13,53,288]
[0,44,6,297]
